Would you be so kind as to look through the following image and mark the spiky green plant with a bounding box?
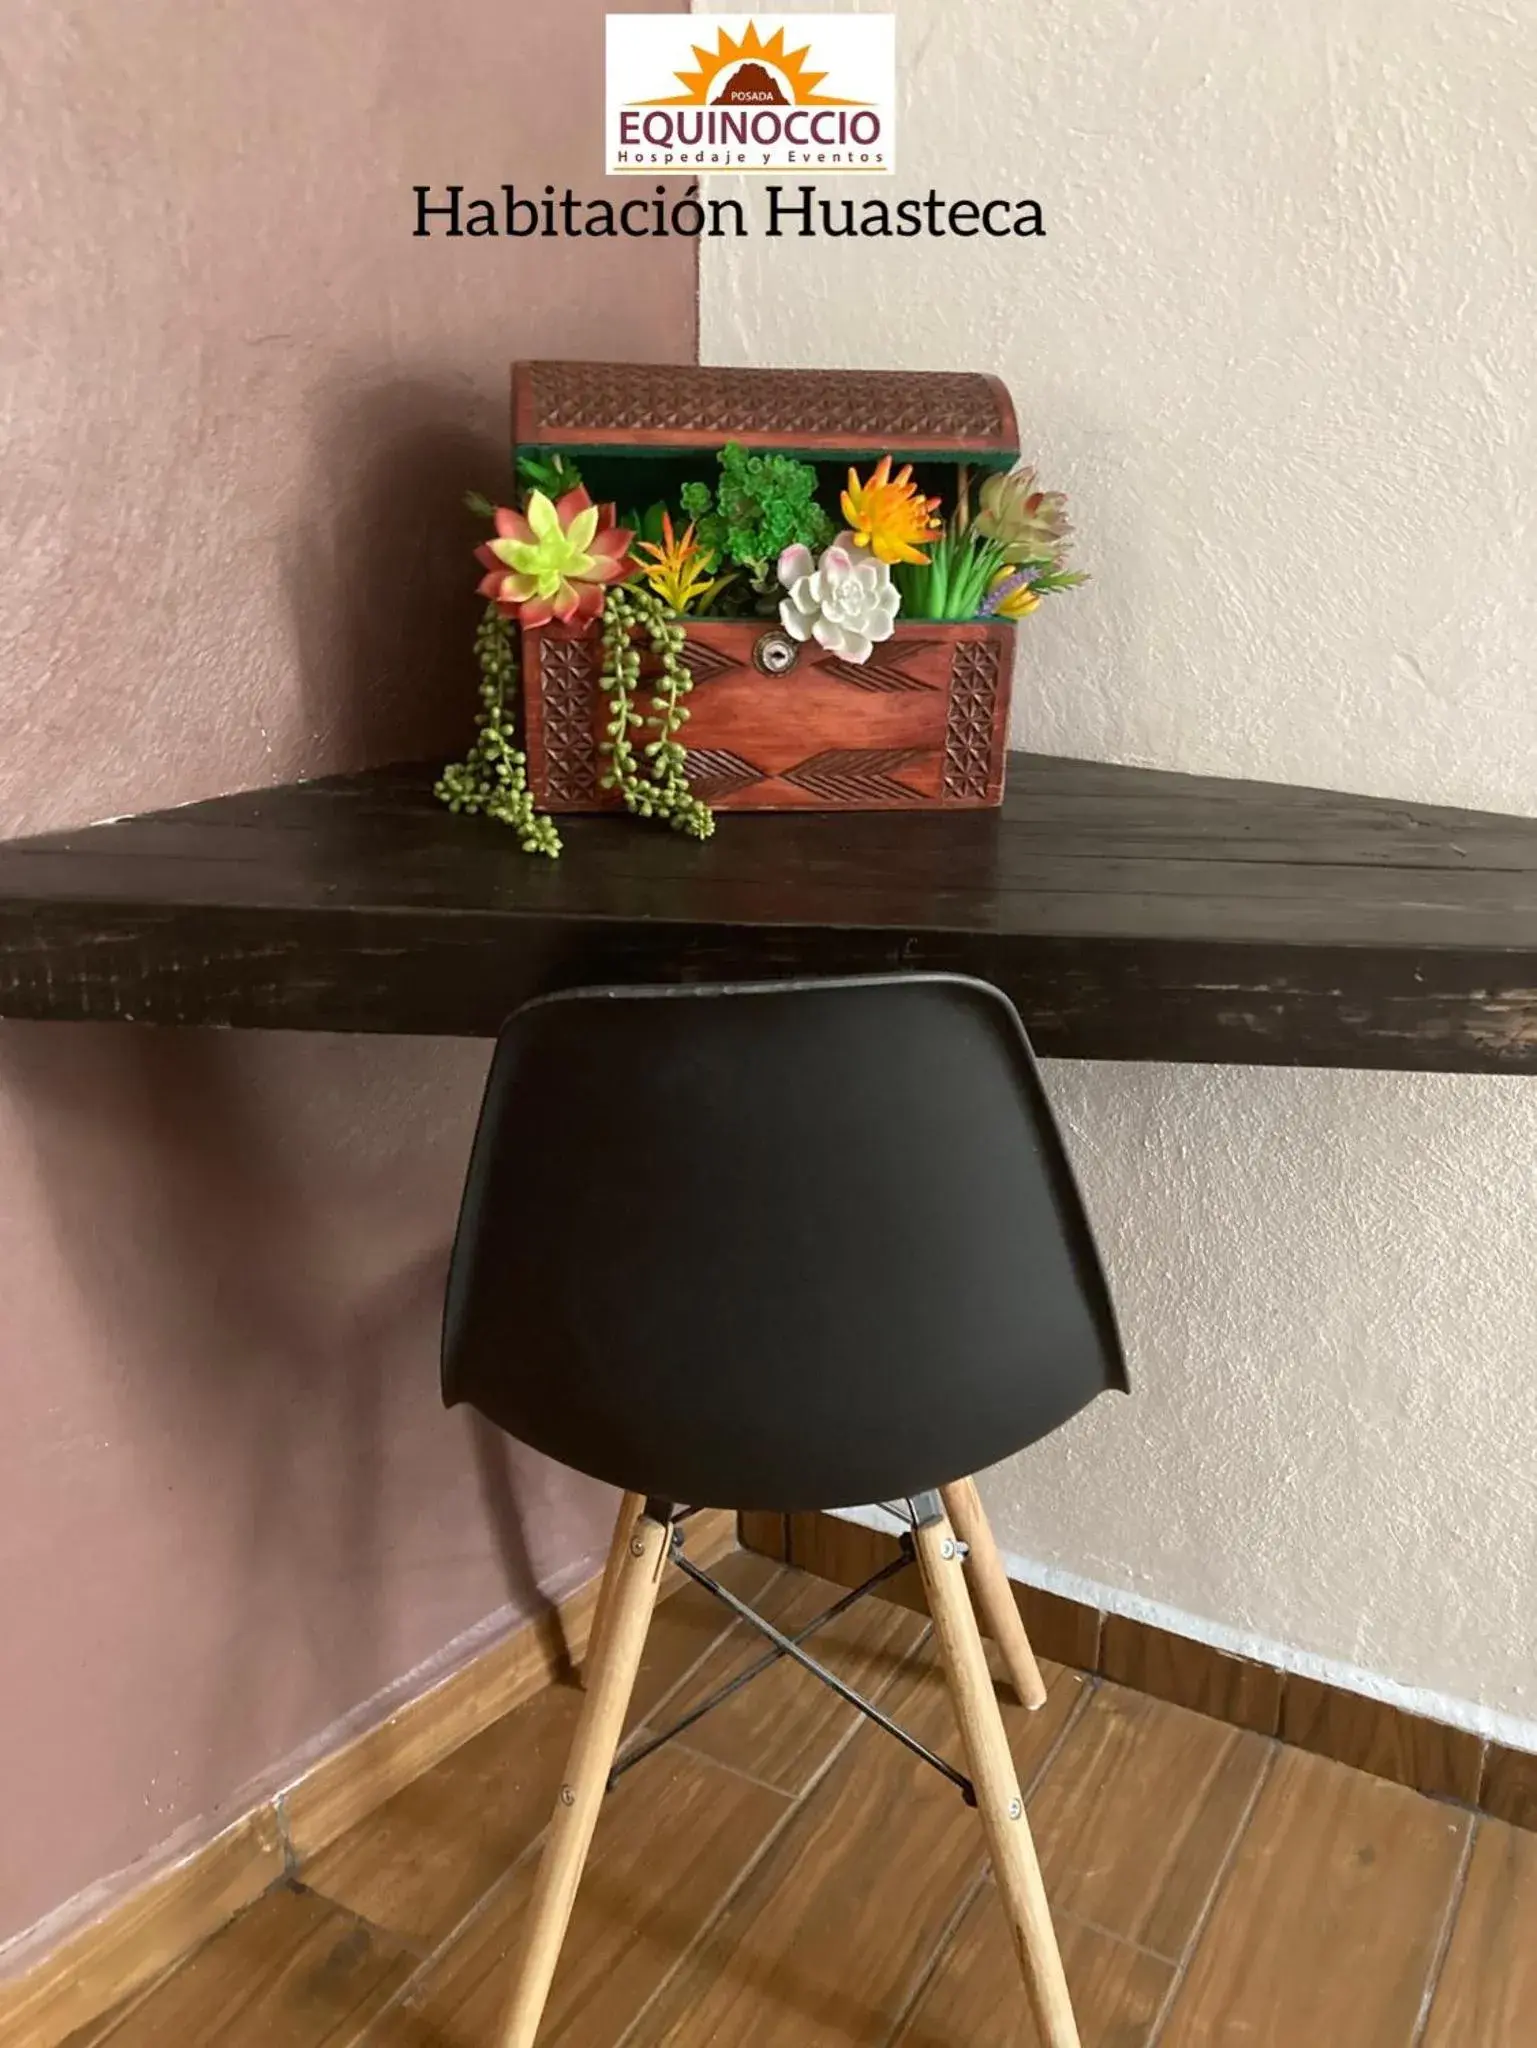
[896,466,1086,620]
[893,531,1008,621]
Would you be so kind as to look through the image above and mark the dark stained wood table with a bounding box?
[1,754,1535,1072]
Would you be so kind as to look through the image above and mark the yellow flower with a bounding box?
[839,457,943,567]
[634,512,734,614]
[984,567,1043,620]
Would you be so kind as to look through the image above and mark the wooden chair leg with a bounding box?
[579,1489,647,1688]
[941,1475,1049,1710]
[915,1511,1080,2048]
[497,1499,670,2048]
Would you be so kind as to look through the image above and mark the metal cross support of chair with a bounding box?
[492,1487,1080,2048]
[608,1517,975,1801]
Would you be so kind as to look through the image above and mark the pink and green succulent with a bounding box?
[475,485,636,628]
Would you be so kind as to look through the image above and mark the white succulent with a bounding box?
[777,535,901,665]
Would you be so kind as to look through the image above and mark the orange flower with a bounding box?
[839,457,943,567]
[634,511,733,614]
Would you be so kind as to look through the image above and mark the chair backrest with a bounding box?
[442,974,1127,1512]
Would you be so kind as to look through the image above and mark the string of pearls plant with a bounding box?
[436,607,562,857]
[436,590,715,857]
[599,584,714,841]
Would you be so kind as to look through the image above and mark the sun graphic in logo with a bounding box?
[639,21,865,108]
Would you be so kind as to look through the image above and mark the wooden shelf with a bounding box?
[2,754,1534,1071]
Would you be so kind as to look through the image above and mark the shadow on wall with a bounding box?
[284,371,510,772]
[1,1024,590,1803]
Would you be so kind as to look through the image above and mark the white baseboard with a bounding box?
[838,1503,1537,1757]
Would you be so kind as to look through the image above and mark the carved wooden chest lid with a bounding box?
[512,360,1019,467]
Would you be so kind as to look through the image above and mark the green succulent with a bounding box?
[515,449,584,501]
[683,444,834,590]
[622,501,672,549]
[974,466,1071,566]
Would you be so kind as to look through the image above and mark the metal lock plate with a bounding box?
[753,630,799,677]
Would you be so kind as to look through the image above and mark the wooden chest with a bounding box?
[512,361,1023,814]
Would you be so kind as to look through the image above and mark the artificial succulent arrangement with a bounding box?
[439,443,1084,856]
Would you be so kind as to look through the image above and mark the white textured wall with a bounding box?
[699,0,1537,1718]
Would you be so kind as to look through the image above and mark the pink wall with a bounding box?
[0,0,695,1947]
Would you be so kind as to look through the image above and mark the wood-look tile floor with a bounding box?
[65,1555,1537,2047]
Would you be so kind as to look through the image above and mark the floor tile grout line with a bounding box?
[1407,1808,1480,2048]
[1023,1671,1099,1805]
[351,1831,551,2041]
[841,1656,1100,2048]
[860,1664,1102,2048]
[1054,1904,1190,1970]
[609,1621,937,2048]
[1144,1734,1281,2048]
[286,1878,438,1965]
[657,1732,801,1800]
[876,1885,1194,2048]
[614,1626,938,2048]
[878,1865,992,2048]
[58,1959,183,2048]
[64,1869,420,2048]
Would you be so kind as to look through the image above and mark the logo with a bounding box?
[606,15,896,175]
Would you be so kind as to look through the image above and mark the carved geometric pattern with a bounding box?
[677,638,741,686]
[941,641,1004,800]
[535,634,604,803]
[683,748,766,800]
[818,642,945,694]
[781,749,927,805]
[526,362,1010,446]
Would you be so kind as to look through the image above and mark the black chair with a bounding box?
[443,974,1127,2048]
